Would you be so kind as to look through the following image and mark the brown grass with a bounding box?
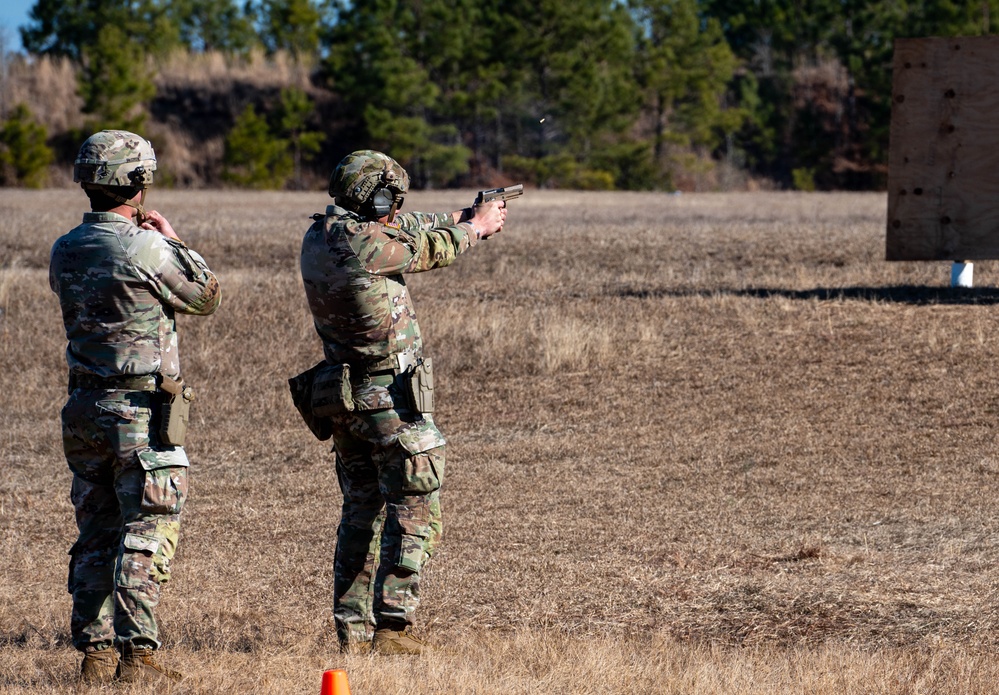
[4,190,999,693]
[155,49,314,91]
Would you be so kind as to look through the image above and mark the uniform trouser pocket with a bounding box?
[122,451,189,585]
[115,532,165,648]
[334,411,447,624]
[137,449,189,516]
[395,505,430,573]
[114,455,188,648]
[381,439,444,572]
[401,450,442,494]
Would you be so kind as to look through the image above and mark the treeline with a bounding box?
[1,0,997,191]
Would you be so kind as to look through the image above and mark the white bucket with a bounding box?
[951,261,974,288]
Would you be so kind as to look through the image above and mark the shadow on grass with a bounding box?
[618,285,999,305]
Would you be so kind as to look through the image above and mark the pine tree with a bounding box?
[494,0,642,187]
[168,0,258,53]
[78,24,156,132]
[21,0,180,59]
[256,0,321,58]
[323,0,470,187]
[277,87,325,188]
[631,0,740,188]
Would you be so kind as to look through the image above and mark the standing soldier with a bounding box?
[50,130,221,685]
[298,150,506,655]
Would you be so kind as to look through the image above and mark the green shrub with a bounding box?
[0,104,54,188]
[222,104,292,189]
[502,154,614,190]
[570,168,615,191]
[792,167,817,192]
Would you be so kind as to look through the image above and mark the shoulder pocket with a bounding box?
[165,238,199,275]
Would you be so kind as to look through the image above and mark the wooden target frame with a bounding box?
[886,37,999,261]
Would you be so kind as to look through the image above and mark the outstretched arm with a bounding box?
[351,200,508,275]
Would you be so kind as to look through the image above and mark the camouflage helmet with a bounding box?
[74,130,157,188]
[329,150,409,217]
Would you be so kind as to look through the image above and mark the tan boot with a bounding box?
[79,648,119,684]
[116,646,183,684]
[372,628,429,655]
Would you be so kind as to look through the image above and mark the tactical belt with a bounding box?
[69,373,159,392]
[353,352,419,379]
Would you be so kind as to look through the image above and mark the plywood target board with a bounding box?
[886,37,999,261]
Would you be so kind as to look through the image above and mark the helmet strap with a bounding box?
[83,183,148,221]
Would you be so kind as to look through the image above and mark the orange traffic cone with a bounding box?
[320,669,351,695]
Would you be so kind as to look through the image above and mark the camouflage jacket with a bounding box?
[300,204,479,374]
[49,211,221,380]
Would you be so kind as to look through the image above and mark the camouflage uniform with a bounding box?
[50,204,220,654]
[301,192,481,647]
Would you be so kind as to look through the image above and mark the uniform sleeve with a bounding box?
[49,233,71,293]
[48,246,59,294]
[349,215,480,275]
[395,211,455,232]
[130,234,222,316]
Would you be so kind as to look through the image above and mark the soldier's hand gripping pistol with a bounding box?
[474,184,524,207]
[468,184,521,240]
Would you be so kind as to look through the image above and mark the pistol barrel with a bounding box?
[476,183,525,205]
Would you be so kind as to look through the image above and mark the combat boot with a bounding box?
[79,648,119,684]
[372,628,429,655]
[116,645,183,684]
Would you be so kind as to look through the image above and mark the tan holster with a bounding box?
[404,358,435,414]
[159,376,194,447]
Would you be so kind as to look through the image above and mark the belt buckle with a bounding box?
[396,352,417,373]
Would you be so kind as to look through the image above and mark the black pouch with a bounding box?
[405,358,434,414]
[288,361,335,441]
[159,376,194,446]
[312,363,354,417]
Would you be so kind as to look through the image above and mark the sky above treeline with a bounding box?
[0,0,32,52]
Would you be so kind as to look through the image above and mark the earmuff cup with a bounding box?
[370,187,395,217]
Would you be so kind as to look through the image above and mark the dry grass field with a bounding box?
[3,188,999,693]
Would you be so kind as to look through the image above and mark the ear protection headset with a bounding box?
[368,162,405,219]
[370,186,403,218]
